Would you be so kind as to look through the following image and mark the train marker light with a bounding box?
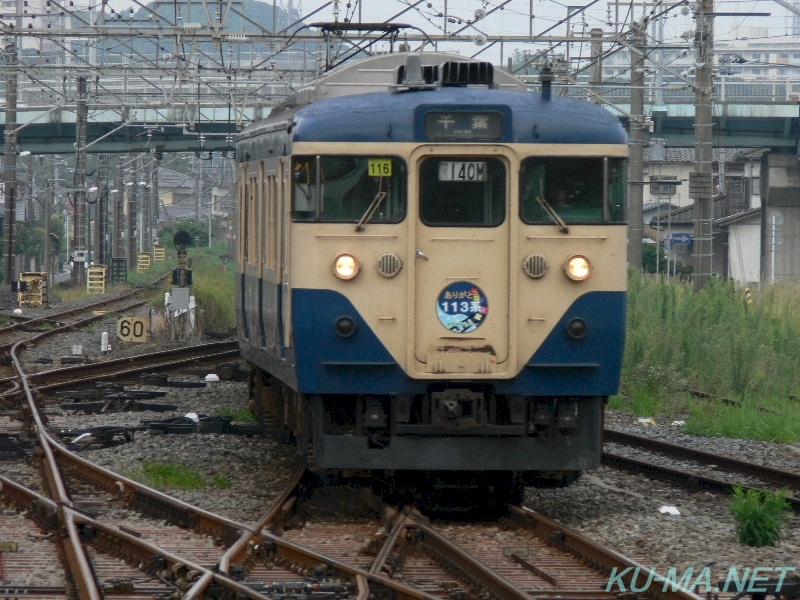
[333,253,360,280]
[567,318,588,339]
[335,316,357,337]
[565,255,592,281]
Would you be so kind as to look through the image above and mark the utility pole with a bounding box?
[589,27,603,104]
[4,39,18,286]
[194,156,201,220]
[72,76,88,287]
[152,155,160,245]
[142,160,152,254]
[627,18,647,270]
[98,154,109,266]
[44,158,53,289]
[114,156,125,259]
[128,159,139,271]
[691,0,715,290]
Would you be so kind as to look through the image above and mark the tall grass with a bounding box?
[188,248,236,333]
[119,244,235,333]
[622,273,800,441]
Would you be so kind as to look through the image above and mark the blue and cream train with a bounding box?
[235,52,628,499]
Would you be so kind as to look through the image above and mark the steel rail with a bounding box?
[10,338,104,598]
[401,506,535,600]
[259,532,441,600]
[0,299,146,380]
[0,269,171,339]
[602,452,800,511]
[0,268,274,597]
[69,510,276,600]
[5,335,270,597]
[52,437,252,541]
[605,428,800,488]
[0,473,59,527]
[17,341,239,392]
[184,461,307,599]
[508,505,707,600]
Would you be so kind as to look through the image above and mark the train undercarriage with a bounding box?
[248,367,597,504]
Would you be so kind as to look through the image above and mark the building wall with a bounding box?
[727,220,761,284]
[764,152,800,282]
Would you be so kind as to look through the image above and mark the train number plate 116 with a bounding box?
[438,161,487,182]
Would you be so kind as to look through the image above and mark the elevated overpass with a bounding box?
[5,84,798,155]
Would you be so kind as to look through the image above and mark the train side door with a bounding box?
[279,157,292,350]
[412,149,512,376]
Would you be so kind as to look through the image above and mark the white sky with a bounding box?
[314,0,799,63]
[101,0,800,64]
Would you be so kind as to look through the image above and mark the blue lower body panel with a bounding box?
[291,287,625,396]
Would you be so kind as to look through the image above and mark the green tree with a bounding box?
[642,243,693,277]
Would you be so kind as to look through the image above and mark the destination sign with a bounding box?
[438,161,487,182]
[424,111,503,140]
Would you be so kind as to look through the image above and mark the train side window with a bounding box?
[291,155,407,223]
[520,157,626,224]
[419,157,506,227]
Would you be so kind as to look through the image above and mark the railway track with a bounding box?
[0,271,173,396]
[2,282,789,598]
[260,480,708,600]
[603,427,800,509]
[0,311,275,596]
[1,322,709,600]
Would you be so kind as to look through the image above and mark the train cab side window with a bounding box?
[520,157,627,224]
[291,155,407,223]
[419,157,506,227]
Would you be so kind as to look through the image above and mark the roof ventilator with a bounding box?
[393,57,494,92]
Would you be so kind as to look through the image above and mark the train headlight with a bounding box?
[333,253,360,280]
[564,255,592,281]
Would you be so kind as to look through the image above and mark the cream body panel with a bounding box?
[288,143,418,369]
[511,142,628,375]
[515,224,628,373]
[408,144,516,379]
[285,141,628,379]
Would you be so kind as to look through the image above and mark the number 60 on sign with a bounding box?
[117,317,149,342]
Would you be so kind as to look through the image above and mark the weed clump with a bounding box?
[729,485,790,546]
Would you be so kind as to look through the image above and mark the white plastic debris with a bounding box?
[205,373,220,382]
[72,433,93,444]
[636,417,657,426]
[671,420,686,427]
[13,308,22,316]
[659,506,681,516]
[184,412,200,423]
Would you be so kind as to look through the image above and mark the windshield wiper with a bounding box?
[536,195,569,234]
[355,186,387,232]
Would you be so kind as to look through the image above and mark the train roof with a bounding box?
[238,53,628,146]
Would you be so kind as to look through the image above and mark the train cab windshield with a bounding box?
[292,155,407,223]
[419,157,506,227]
[520,157,627,224]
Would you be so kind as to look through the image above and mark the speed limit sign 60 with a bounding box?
[117,316,149,343]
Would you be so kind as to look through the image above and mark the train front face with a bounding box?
[286,86,628,475]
